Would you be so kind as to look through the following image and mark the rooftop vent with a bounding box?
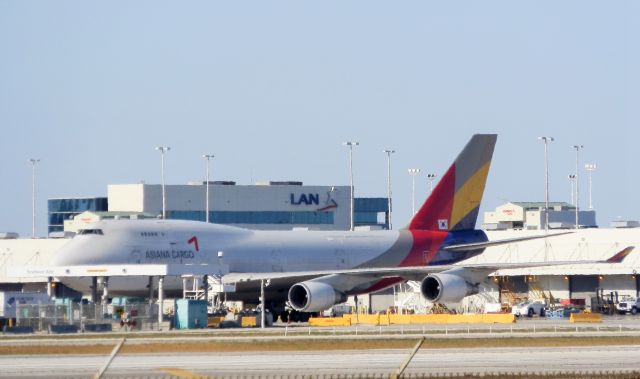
[611,220,640,228]
[255,181,303,186]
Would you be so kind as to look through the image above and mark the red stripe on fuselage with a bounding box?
[359,231,450,294]
[408,164,456,231]
[401,229,449,267]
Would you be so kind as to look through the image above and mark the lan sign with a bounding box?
[290,193,320,206]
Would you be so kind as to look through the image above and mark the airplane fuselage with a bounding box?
[53,219,487,302]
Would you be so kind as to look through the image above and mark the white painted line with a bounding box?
[94,337,126,379]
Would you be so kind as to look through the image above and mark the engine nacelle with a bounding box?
[288,281,347,312]
[420,273,476,303]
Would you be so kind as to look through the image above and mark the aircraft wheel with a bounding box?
[527,308,534,317]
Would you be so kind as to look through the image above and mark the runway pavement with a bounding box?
[2,316,640,378]
[1,345,640,378]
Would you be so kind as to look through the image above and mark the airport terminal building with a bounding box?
[48,182,390,234]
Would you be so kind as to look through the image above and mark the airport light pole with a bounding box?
[538,137,554,232]
[585,163,597,210]
[568,174,576,205]
[383,149,395,230]
[408,169,420,215]
[427,173,437,193]
[202,154,215,223]
[155,146,171,219]
[343,142,359,231]
[28,158,40,238]
[572,145,584,229]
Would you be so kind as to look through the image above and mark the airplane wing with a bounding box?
[442,231,573,252]
[222,246,633,283]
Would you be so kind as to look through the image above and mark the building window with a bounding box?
[167,211,334,225]
[47,197,108,234]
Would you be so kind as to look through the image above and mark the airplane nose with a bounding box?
[50,241,79,266]
[51,238,92,266]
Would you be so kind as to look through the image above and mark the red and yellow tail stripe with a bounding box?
[409,134,497,232]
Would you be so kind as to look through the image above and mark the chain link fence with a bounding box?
[15,302,160,332]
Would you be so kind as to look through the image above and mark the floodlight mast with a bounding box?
[155,146,171,219]
[572,144,584,229]
[383,149,396,230]
[343,142,359,231]
[537,136,554,232]
[202,154,215,223]
[28,158,40,238]
[408,168,421,216]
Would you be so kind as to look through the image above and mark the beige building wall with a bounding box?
[0,239,68,283]
[108,184,146,213]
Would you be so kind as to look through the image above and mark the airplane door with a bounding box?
[335,249,350,269]
[129,247,143,263]
[270,249,285,272]
[423,250,435,265]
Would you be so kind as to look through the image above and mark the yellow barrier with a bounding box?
[241,316,257,327]
[343,313,381,325]
[386,314,409,324]
[207,316,225,328]
[570,313,602,323]
[308,317,352,327]
[340,313,515,325]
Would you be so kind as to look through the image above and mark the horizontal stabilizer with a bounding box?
[606,246,635,263]
[443,232,573,252]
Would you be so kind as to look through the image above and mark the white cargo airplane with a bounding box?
[51,135,631,320]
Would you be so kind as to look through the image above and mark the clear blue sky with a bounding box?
[1,1,638,237]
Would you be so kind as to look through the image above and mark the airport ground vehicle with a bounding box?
[616,297,640,315]
[511,300,546,317]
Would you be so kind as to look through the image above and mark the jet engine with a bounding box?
[420,273,477,303]
[288,281,347,312]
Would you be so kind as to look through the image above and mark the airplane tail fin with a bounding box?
[408,134,497,231]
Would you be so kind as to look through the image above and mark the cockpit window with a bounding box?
[77,229,104,235]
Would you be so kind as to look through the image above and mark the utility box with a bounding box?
[174,299,207,329]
